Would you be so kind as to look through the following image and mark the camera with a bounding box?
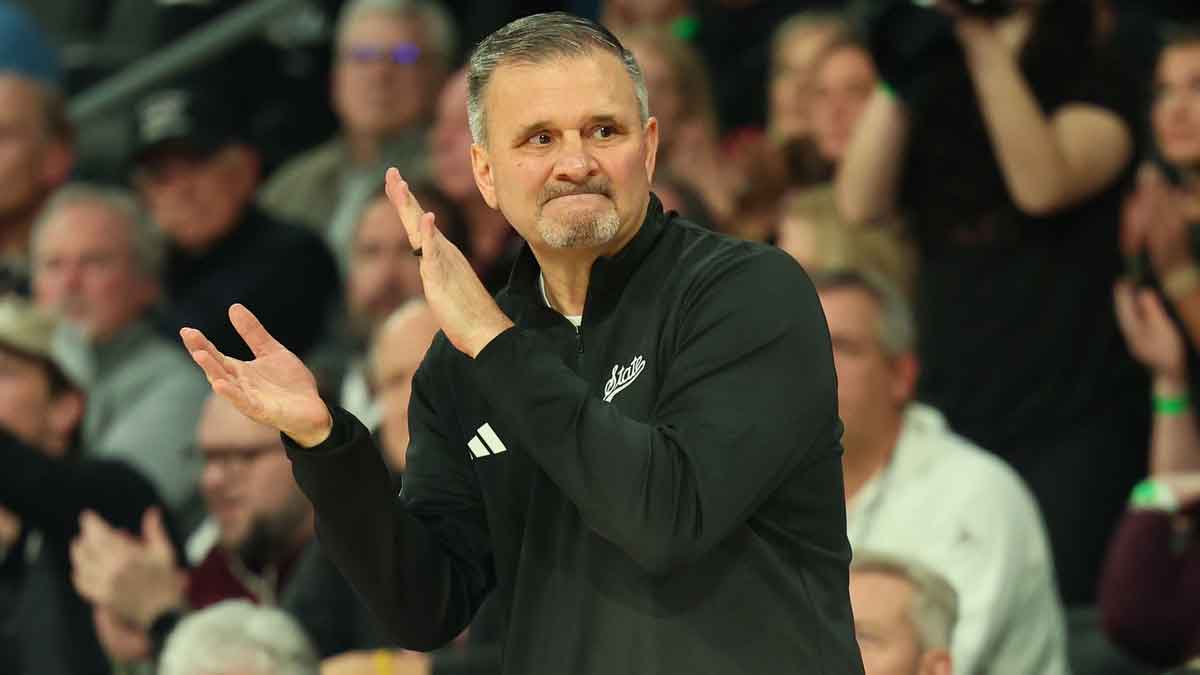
[912,0,1017,18]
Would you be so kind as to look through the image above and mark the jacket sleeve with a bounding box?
[285,354,495,651]
[0,428,164,539]
[470,247,839,575]
[1099,506,1200,668]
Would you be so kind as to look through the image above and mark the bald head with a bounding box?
[371,300,440,471]
[197,394,278,450]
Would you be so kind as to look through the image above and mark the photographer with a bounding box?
[836,0,1149,609]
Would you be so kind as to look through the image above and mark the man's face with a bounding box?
[371,305,439,471]
[1154,45,1200,167]
[470,51,658,253]
[197,397,309,555]
[134,145,255,253]
[769,24,837,141]
[33,201,156,342]
[818,288,911,446]
[811,46,877,162]
[850,571,926,675]
[348,196,423,332]
[431,71,477,202]
[0,75,69,225]
[333,13,442,140]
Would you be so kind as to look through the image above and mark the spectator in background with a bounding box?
[777,185,915,296]
[767,12,841,145]
[71,394,385,667]
[749,23,878,191]
[1122,28,1200,391]
[753,11,844,190]
[319,188,427,427]
[429,69,519,291]
[816,268,1068,674]
[159,600,319,675]
[838,0,1148,607]
[370,299,440,472]
[1104,270,1200,669]
[0,3,74,294]
[31,184,210,533]
[259,0,456,245]
[0,296,176,675]
[130,81,340,361]
[700,0,827,133]
[621,27,742,229]
[850,553,957,675]
[810,31,878,167]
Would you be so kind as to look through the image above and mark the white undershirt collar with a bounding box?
[539,273,582,328]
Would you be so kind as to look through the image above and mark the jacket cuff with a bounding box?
[281,407,361,456]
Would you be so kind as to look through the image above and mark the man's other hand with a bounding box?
[181,303,334,447]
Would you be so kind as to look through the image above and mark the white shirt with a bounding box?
[340,359,381,431]
[848,403,1069,675]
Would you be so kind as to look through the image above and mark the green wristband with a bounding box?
[670,15,700,41]
[1154,393,1191,415]
[1130,479,1179,512]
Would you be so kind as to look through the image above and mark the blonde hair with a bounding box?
[852,552,959,651]
[778,184,916,296]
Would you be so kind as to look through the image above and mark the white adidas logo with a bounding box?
[603,355,646,403]
[467,422,508,460]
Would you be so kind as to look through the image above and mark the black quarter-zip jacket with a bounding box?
[286,195,865,674]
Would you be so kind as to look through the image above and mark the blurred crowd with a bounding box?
[3,0,1200,673]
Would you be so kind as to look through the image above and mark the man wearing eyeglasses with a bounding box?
[70,393,388,667]
[258,0,456,245]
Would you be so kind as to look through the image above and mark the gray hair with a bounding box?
[32,182,165,280]
[335,0,458,66]
[852,552,959,651]
[466,12,649,146]
[159,600,320,675]
[811,267,915,356]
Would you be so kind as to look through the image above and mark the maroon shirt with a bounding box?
[1099,506,1200,667]
[186,545,303,610]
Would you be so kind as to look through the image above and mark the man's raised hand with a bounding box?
[180,303,333,447]
[384,167,513,358]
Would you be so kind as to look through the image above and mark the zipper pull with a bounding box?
[575,326,584,353]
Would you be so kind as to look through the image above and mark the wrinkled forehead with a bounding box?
[40,200,131,244]
[483,51,641,134]
[339,10,425,48]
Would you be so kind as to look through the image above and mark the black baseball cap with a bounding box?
[130,82,245,165]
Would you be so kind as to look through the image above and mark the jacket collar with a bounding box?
[505,192,668,315]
